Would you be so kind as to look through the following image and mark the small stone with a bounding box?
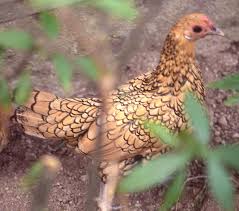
[24,152,37,161]
[175,202,183,210]
[80,175,88,182]
[232,133,239,139]
[218,116,227,126]
[214,130,220,136]
[135,201,141,207]
[215,137,222,144]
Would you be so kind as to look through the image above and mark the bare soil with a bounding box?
[0,0,239,210]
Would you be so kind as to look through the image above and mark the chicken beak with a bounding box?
[210,26,224,36]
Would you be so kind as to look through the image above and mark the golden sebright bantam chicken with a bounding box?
[15,13,224,209]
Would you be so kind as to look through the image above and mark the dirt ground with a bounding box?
[0,0,239,210]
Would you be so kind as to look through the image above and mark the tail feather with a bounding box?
[15,90,101,146]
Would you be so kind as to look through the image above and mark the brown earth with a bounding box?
[0,0,239,210]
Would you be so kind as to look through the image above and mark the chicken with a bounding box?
[14,13,224,207]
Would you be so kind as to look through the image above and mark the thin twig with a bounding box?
[192,184,208,211]
[30,155,62,211]
[184,175,207,185]
[56,7,119,210]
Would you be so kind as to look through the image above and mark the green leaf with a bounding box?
[0,47,5,66]
[213,144,239,170]
[52,54,73,91]
[0,30,33,49]
[39,12,60,39]
[118,152,190,193]
[75,57,100,81]
[91,0,138,20]
[207,154,234,211]
[31,0,137,20]
[177,132,209,158]
[208,73,239,91]
[160,170,186,211]
[224,93,239,106]
[14,72,32,105]
[184,92,210,145]
[30,0,83,9]
[0,78,11,108]
[145,122,178,147]
[22,162,44,190]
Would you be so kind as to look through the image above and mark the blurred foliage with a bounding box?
[208,73,239,91]
[52,54,73,91]
[90,0,138,20]
[119,152,190,193]
[185,93,210,144]
[208,73,239,106]
[207,153,234,211]
[30,0,137,20]
[0,30,33,50]
[39,11,60,39]
[22,161,44,190]
[120,92,238,211]
[160,170,186,211]
[14,72,32,105]
[75,56,100,81]
[0,78,11,108]
[0,0,137,106]
[145,122,178,147]
[22,155,61,211]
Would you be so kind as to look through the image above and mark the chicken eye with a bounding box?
[193,25,202,33]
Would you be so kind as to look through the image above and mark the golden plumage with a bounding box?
[15,13,224,184]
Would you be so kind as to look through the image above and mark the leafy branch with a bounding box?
[208,72,239,106]
[119,92,238,211]
[0,0,137,106]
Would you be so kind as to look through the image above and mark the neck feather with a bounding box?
[152,31,205,101]
[156,32,195,75]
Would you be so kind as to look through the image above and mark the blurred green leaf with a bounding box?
[0,47,5,66]
[145,122,178,147]
[213,144,239,170]
[22,162,44,190]
[208,154,234,211]
[119,152,190,193]
[30,0,83,9]
[224,93,239,106]
[53,54,73,91]
[14,72,32,105]
[177,131,209,159]
[0,30,33,49]
[75,57,100,81]
[208,73,239,91]
[184,92,210,144]
[91,0,138,20]
[31,0,137,20]
[0,78,11,108]
[160,170,186,211]
[39,12,60,39]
